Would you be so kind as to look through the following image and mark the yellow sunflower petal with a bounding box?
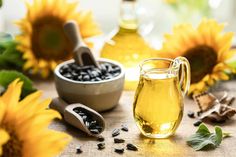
[217,72,229,80]
[17,110,61,138]
[16,92,53,126]
[0,129,10,155]
[25,131,71,157]
[159,18,235,95]
[224,49,236,61]
[0,80,71,156]
[1,79,22,109]
[207,77,215,86]
[41,68,50,78]
[217,32,234,58]
[50,60,58,70]
[23,60,34,70]
[213,63,228,72]
[19,91,42,107]
[189,81,208,95]
[0,100,6,122]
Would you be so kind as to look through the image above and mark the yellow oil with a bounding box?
[101,28,158,90]
[133,70,183,138]
[100,0,159,90]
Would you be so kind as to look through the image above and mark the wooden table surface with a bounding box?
[35,79,236,157]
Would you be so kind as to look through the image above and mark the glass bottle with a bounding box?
[101,0,158,90]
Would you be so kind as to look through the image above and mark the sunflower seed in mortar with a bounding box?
[90,129,100,134]
[59,62,121,82]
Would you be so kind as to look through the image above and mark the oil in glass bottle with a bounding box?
[101,0,158,90]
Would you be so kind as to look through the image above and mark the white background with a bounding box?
[1,0,236,47]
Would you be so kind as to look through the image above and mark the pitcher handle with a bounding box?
[175,57,191,96]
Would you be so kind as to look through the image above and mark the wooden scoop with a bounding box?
[64,20,99,67]
[49,97,105,137]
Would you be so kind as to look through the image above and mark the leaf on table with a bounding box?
[186,123,228,151]
[0,70,36,98]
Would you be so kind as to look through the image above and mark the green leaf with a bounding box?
[214,126,223,145]
[186,123,228,151]
[0,70,36,98]
[0,0,2,8]
[0,33,24,70]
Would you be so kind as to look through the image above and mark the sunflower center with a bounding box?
[183,45,217,83]
[31,16,73,60]
[2,125,23,157]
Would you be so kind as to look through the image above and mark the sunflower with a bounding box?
[16,0,100,78]
[0,79,71,157]
[159,19,236,94]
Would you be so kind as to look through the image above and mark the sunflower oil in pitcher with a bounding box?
[133,57,191,138]
[133,69,184,138]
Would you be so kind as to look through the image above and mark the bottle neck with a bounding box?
[119,0,138,31]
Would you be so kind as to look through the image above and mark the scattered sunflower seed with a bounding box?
[126,143,138,151]
[114,138,125,143]
[187,111,195,118]
[114,148,124,154]
[121,124,128,132]
[97,142,105,150]
[97,136,105,142]
[112,128,120,137]
[76,145,83,154]
[197,111,201,117]
[193,120,202,127]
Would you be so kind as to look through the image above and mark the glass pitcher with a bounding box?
[133,57,191,138]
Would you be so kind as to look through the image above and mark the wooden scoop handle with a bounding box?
[64,21,99,68]
[49,97,68,114]
[64,20,85,47]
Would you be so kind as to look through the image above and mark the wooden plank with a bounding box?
[35,79,236,157]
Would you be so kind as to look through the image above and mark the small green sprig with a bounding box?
[186,123,230,151]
